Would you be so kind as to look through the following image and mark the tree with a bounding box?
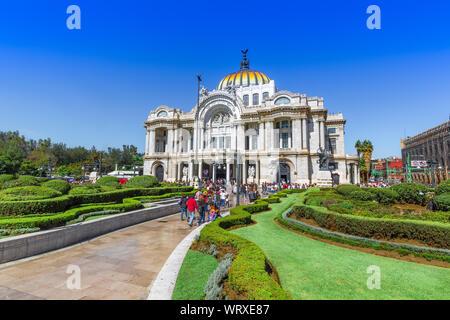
[361,140,374,184]
[18,160,38,176]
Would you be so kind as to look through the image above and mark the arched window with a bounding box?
[243,95,249,106]
[252,93,259,105]
[274,97,290,105]
[157,110,168,118]
[262,92,269,100]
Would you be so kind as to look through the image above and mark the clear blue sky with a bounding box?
[1,0,449,158]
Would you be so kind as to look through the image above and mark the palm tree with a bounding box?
[361,140,374,184]
[354,140,362,159]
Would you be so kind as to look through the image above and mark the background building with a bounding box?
[143,52,360,186]
[401,120,449,184]
[371,157,404,183]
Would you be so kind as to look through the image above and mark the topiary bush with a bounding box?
[0,186,62,201]
[68,186,100,195]
[42,179,70,194]
[2,175,40,189]
[125,175,159,188]
[0,174,15,188]
[390,183,430,206]
[336,184,360,196]
[348,190,377,202]
[95,176,121,189]
[435,179,450,195]
[368,188,400,205]
[433,192,450,212]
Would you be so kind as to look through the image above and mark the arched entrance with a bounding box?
[155,165,164,182]
[277,162,291,183]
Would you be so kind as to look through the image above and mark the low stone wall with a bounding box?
[0,200,180,264]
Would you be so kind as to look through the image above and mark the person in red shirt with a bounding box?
[186,195,198,227]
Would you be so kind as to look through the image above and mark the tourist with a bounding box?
[179,195,188,221]
[220,189,227,208]
[186,195,198,227]
[197,194,205,226]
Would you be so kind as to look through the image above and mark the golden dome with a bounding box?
[217,70,270,90]
[217,50,270,90]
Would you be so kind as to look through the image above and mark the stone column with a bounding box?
[243,159,247,184]
[232,125,237,150]
[292,119,301,150]
[259,122,265,151]
[301,118,307,150]
[320,120,325,149]
[166,128,173,153]
[149,129,156,154]
[212,165,216,183]
[199,126,204,151]
[177,162,181,181]
[145,129,150,155]
[265,121,273,150]
[226,161,231,185]
[237,124,245,151]
[198,161,202,179]
[189,161,194,182]
[193,125,198,151]
[256,160,260,184]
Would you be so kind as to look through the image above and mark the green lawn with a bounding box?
[231,193,450,300]
[172,249,218,300]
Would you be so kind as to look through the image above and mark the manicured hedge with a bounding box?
[433,192,450,212]
[292,204,450,249]
[0,198,143,229]
[95,176,121,189]
[367,188,400,205]
[0,186,194,216]
[0,174,15,187]
[0,186,62,201]
[336,184,360,196]
[2,175,40,189]
[42,179,71,194]
[390,183,430,206]
[435,179,450,195]
[348,190,376,202]
[125,175,159,188]
[68,186,100,195]
[199,191,306,300]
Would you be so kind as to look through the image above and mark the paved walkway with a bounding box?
[0,213,194,300]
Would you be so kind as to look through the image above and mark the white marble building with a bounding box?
[143,51,360,186]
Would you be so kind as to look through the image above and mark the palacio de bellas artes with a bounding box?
[143,51,360,187]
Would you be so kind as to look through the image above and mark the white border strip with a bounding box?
[147,223,208,300]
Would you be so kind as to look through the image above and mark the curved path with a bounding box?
[231,193,450,300]
[0,213,193,300]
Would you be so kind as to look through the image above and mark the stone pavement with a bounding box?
[0,213,193,300]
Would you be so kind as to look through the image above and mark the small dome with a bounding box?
[217,70,270,90]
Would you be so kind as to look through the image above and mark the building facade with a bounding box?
[371,157,404,183]
[143,52,360,186]
[401,120,450,184]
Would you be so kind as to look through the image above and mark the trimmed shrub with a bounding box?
[0,186,62,201]
[3,175,39,189]
[68,186,100,195]
[435,179,450,195]
[199,191,294,300]
[433,192,450,212]
[37,177,49,183]
[336,184,360,196]
[292,203,450,249]
[0,174,15,187]
[95,176,121,189]
[125,175,159,188]
[390,183,430,205]
[348,190,377,202]
[0,185,194,216]
[368,188,400,205]
[42,179,70,194]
